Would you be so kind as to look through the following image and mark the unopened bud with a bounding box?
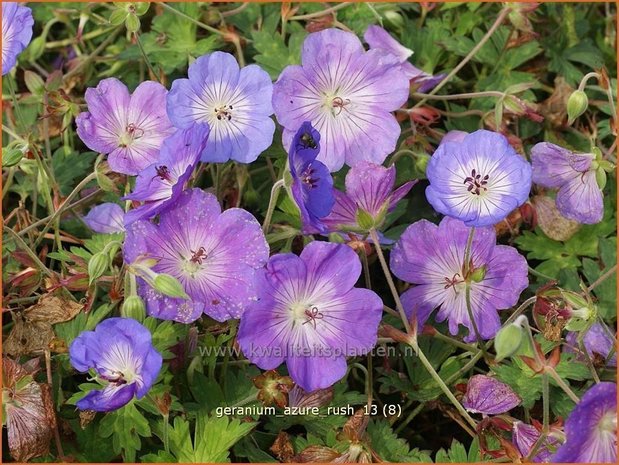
[596,167,607,190]
[355,208,376,231]
[125,13,140,33]
[2,147,24,167]
[88,252,109,285]
[153,274,189,299]
[567,90,588,125]
[121,295,146,321]
[494,322,524,362]
[470,265,487,283]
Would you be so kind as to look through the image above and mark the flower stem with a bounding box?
[546,367,580,404]
[413,6,511,109]
[586,264,616,292]
[413,91,506,101]
[262,179,285,234]
[289,2,351,21]
[135,32,158,81]
[368,228,477,430]
[462,227,489,360]
[32,172,99,249]
[3,226,54,277]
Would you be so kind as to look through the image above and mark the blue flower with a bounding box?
[69,318,162,412]
[166,52,275,164]
[288,122,335,234]
[426,129,531,227]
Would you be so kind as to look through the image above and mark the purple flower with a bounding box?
[462,374,521,415]
[363,25,445,93]
[288,122,334,234]
[440,130,468,144]
[322,161,414,233]
[237,242,383,392]
[166,52,275,164]
[76,78,174,175]
[69,317,162,412]
[513,421,561,462]
[565,322,617,367]
[83,203,125,234]
[531,142,603,224]
[2,2,33,75]
[390,217,528,341]
[273,28,410,172]
[426,129,532,227]
[124,188,269,323]
[552,382,617,463]
[123,124,209,225]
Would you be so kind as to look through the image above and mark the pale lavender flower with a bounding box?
[513,421,562,462]
[322,161,414,233]
[237,242,383,392]
[273,28,410,172]
[426,129,532,227]
[531,142,603,224]
[462,374,521,415]
[76,78,174,175]
[565,322,617,368]
[167,51,275,164]
[83,203,125,234]
[363,25,445,92]
[390,217,528,341]
[124,188,269,323]
[2,2,33,75]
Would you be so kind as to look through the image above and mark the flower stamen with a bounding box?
[190,247,208,265]
[214,104,233,122]
[302,305,324,329]
[463,169,489,196]
[331,96,351,116]
[119,123,145,147]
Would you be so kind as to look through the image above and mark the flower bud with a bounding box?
[2,147,24,168]
[153,274,189,299]
[567,90,588,125]
[414,153,430,177]
[88,252,109,285]
[121,295,146,321]
[24,70,45,96]
[596,167,607,190]
[355,208,376,231]
[470,265,487,283]
[108,8,128,26]
[494,322,524,362]
[125,13,140,33]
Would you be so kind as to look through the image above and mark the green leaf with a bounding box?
[251,30,305,80]
[98,402,152,462]
[435,439,470,463]
[366,419,432,462]
[168,410,256,462]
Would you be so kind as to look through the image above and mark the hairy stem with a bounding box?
[369,228,477,430]
[262,179,285,234]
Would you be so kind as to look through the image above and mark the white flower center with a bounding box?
[119,123,144,147]
[290,302,323,330]
[322,91,351,117]
[598,411,617,434]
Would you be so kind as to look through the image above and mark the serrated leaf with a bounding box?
[98,402,151,462]
[366,419,432,462]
